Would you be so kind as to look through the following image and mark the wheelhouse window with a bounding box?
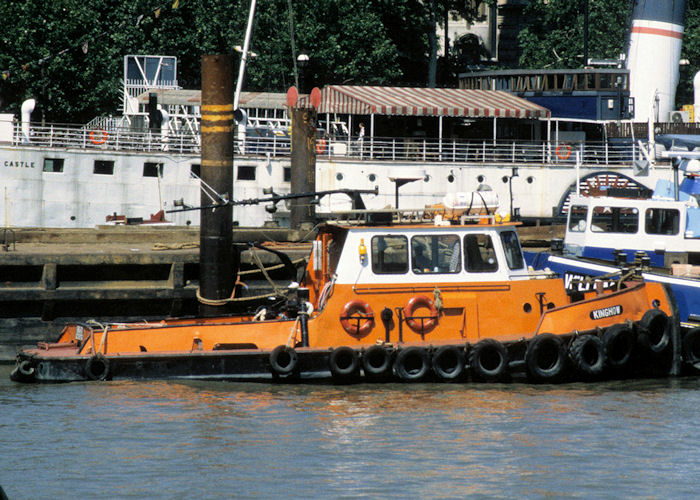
[371,235,408,274]
[500,231,524,270]
[568,205,588,232]
[93,160,114,175]
[645,208,680,235]
[591,206,638,233]
[410,235,461,274]
[43,158,64,173]
[464,234,498,272]
[143,162,163,177]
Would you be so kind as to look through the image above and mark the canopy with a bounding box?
[318,85,551,119]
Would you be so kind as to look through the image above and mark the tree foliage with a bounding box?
[518,0,700,109]
[518,0,630,69]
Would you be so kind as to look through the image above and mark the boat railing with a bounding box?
[13,121,647,166]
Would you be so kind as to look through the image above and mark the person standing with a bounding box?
[357,122,365,157]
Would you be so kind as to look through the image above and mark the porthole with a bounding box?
[523,303,532,313]
[527,176,534,184]
[336,172,344,181]
[477,175,484,183]
[502,176,508,183]
[368,173,376,182]
[447,174,455,183]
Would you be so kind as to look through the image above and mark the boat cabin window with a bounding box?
[591,206,638,233]
[464,234,498,273]
[371,235,408,274]
[143,162,164,178]
[237,165,256,181]
[568,205,588,232]
[500,230,525,270]
[410,235,461,274]
[645,208,680,235]
[93,160,114,175]
[43,158,64,173]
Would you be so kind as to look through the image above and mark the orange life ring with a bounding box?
[316,138,326,154]
[90,129,108,145]
[403,295,438,334]
[556,143,571,160]
[340,300,375,338]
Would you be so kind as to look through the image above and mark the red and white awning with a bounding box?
[318,85,550,119]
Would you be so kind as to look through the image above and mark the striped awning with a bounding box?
[318,85,550,119]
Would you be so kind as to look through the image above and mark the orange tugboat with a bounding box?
[11,210,681,383]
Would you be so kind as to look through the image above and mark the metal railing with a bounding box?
[9,121,647,166]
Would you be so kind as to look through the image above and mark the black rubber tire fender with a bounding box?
[431,345,465,381]
[329,346,360,379]
[85,354,110,381]
[394,346,430,382]
[682,327,700,365]
[525,333,567,383]
[638,309,671,354]
[362,344,393,379]
[569,334,605,378]
[269,345,298,376]
[469,339,508,382]
[603,324,636,369]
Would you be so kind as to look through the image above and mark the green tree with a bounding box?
[518,0,629,69]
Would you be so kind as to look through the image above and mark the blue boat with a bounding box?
[527,150,700,330]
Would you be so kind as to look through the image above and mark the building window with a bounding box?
[43,158,64,173]
[94,160,114,175]
[371,235,408,274]
[237,165,256,181]
[143,162,164,177]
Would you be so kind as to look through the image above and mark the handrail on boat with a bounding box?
[9,121,650,167]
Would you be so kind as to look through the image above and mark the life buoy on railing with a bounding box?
[403,295,438,334]
[555,143,571,160]
[89,129,108,145]
[316,138,326,154]
[339,300,375,338]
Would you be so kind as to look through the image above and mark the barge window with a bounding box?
[371,235,408,274]
[568,205,588,232]
[645,208,679,235]
[143,162,163,177]
[43,158,64,173]
[93,160,114,175]
[500,231,525,270]
[591,206,638,233]
[410,235,461,274]
[464,234,498,273]
[237,165,256,181]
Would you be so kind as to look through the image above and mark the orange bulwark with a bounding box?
[11,213,683,384]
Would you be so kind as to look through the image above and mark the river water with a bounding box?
[1,364,699,499]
